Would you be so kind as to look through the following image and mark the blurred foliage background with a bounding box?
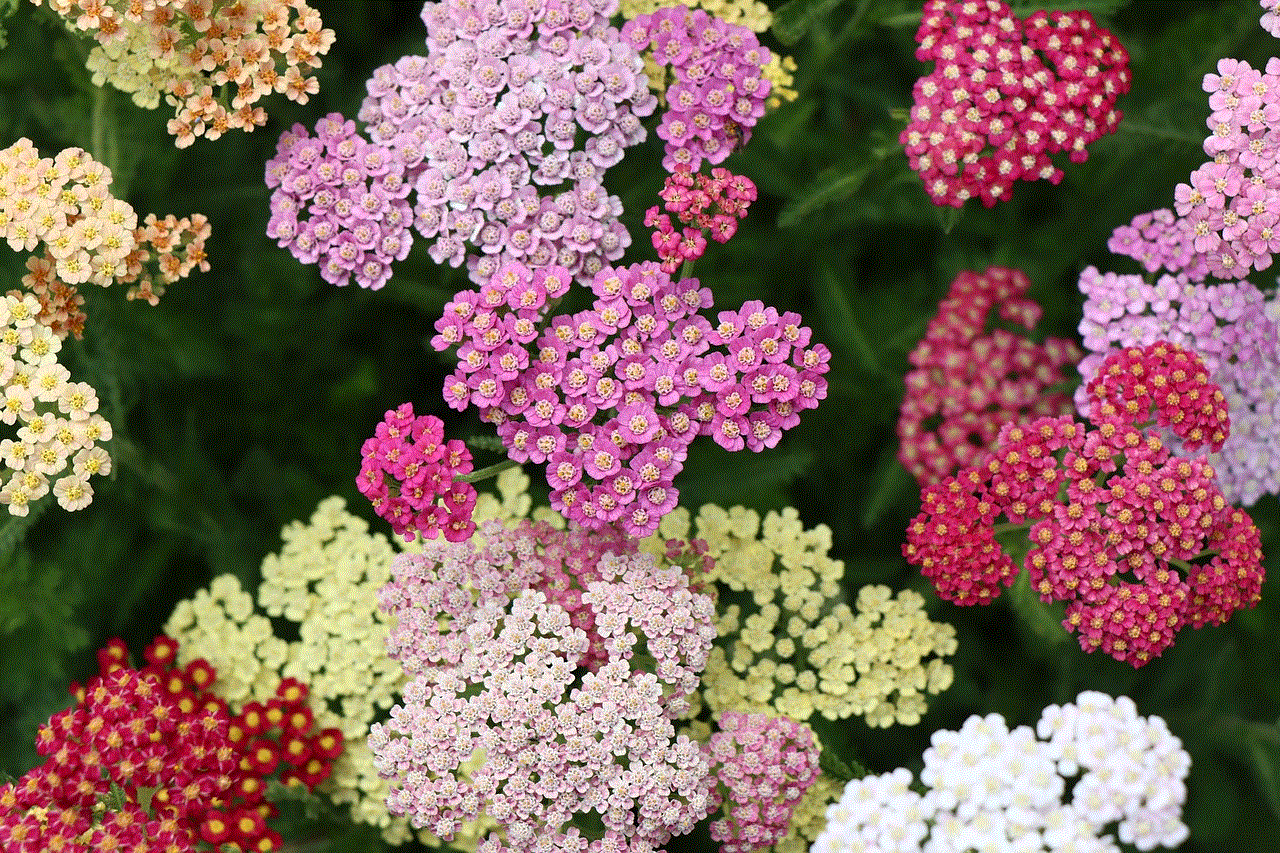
[0,0,1277,849]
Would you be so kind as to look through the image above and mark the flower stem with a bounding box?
[456,458,520,484]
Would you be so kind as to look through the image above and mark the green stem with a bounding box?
[992,521,1032,536]
[679,257,695,281]
[456,458,520,484]
[89,85,120,185]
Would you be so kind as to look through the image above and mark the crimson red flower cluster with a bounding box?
[0,636,342,853]
[904,342,1264,666]
[645,165,758,273]
[897,267,1081,484]
[902,0,1131,207]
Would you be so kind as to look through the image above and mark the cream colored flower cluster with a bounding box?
[0,292,112,516]
[165,467,545,847]
[36,0,334,148]
[618,0,799,108]
[650,504,958,727]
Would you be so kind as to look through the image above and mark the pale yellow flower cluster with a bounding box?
[165,467,543,847]
[36,0,334,148]
[619,0,799,109]
[648,504,957,727]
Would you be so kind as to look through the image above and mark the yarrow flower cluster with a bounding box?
[618,0,799,109]
[645,165,757,272]
[904,342,1265,666]
[265,113,411,290]
[649,504,957,728]
[902,0,1131,207]
[356,402,478,542]
[622,6,772,171]
[898,267,1082,484]
[0,293,112,516]
[37,0,334,147]
[348,0,656,289]
[707,712,822,853]
[431,260,829,537]
[812,691,1190,853]
[370,519,718,853]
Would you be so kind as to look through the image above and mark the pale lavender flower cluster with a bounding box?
[622,7,772,172]
[1108,208,1211,281]
[369,518,718,853]
[812,691,1190,853]
[264,114,412,290]
[1077,266,1280,505]
[355,0,657,288]
[430,260,830,537]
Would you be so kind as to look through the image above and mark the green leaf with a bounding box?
[812,264,878,375]
[933,204,963,234]
[860,456,911,529]
[1008,567,1069,646]
[772,0,848,46]
[819,748,869,781]
[778,164,870,229]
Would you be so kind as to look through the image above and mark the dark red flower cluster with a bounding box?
[904,342,1264,666]
[897,267,1081,484]
[645,166,758,272]
[0,637,342,853]
[902,0,1131,207]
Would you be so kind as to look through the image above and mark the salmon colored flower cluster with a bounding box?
[904,342,1264,666]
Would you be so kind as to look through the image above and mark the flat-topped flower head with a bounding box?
[902,0,1131,206]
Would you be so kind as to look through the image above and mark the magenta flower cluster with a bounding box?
[707,712,821,853]
[264,113,412,290]
[622,7,772,172]
[370,518,717,853]
[354,0,657,288]
[901,0,1130,207]
[430,260,829,537]
[355,402,478,542]
[645,165,758,272]
[1077,266,1280,506]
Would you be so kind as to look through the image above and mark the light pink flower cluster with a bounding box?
[1077,266,1280,505]
[36,0,334,148]
[356,402,477,542]
[707,712,821,853]
[1107,208,1211,281]
[901,0,1130,207]
[813,692,1190,853]
[265,113,412,290]
[904,342,1264,667]
[352,0,656,288]
[621,7,771,172]
[430,260,829,536]
[645,165,757,272]
[897,267,1081,485]
[370,519,717,853]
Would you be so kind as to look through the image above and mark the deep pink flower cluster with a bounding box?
[903,342,1264,666]
[621,7,772,172]
[901,0,1130,207]
[371,519,718,853]
[430,260,829,536]
[645,165,758,272]
[897,267,1081,484]
[356,402,478,542]
[707,712,821,853]
[353,0,656,288]
[1077,266,1280,505]
[265,113,412,290]
[0,667,236,853]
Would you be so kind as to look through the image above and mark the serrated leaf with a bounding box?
[1008,567,1069,645]
[813,264,878,374]
[772,0,848,45]
[861,456,911,529]
[819,748,869,781]
[778,164,870,229]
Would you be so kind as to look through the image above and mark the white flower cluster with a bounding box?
[813,691,1189,853]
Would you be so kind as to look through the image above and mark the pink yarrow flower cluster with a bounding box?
[903,342,1264,667]
[1077,267,1280,505]
[351,0,656,289]
[356,402,477,542]
[897,267,1082,484]
[622,7,772,172]
[265,113,412,290]
[707,712,821,853]
[430,260,829,537]
[370,519,717,853]
[645,165,757,272]
[901,0,1131,207]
